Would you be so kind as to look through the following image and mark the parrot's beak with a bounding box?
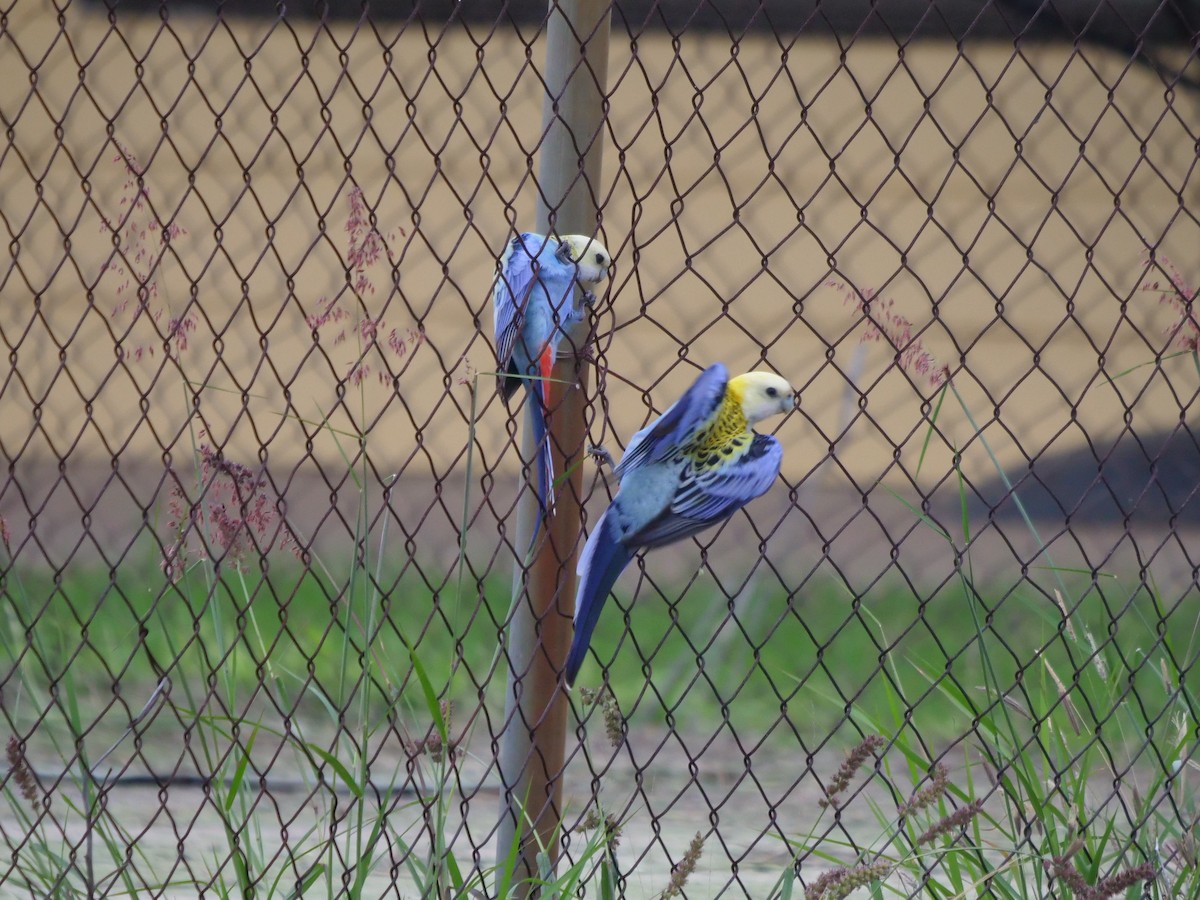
[772,391,797,418]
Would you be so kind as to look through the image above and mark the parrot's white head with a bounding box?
[729,372,796,426]
[557,235,612,285]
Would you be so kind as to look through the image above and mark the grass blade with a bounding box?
[304,743,364,799]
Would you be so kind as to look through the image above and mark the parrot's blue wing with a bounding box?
[493,233,546,373]
[616,363,729,477]
[629,434,783,549]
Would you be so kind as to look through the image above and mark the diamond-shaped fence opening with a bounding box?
[2,1,1198,897]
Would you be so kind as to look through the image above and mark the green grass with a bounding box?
[0,545,626,897]
[7,552,1196,746]
[775,561,1200,898]
[6,524,1197,898]
[36,558,500,712]
[576,567,1200,751]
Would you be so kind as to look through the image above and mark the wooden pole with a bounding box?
[496,0,611,892]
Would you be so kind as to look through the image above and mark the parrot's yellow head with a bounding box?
[558,235,612,285]
[729,372,796,426]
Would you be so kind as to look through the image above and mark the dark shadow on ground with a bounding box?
[972,424,1200,528]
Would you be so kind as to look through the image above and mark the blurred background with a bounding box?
[2,0,1198,896]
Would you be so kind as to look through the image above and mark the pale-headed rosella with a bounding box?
[565,362,795,686]
[493,232,611,547]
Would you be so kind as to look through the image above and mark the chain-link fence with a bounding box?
[2,1,1198,897]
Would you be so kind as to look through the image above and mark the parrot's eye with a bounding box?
[594,252,606,265]
[765,386,779,398]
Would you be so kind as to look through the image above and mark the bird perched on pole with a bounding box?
[493,232,611,548]
[565,362,795,686]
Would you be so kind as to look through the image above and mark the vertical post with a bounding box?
[496,0,611,892]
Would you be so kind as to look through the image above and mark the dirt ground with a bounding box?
[12,731,836,898]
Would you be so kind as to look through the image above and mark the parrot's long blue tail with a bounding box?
[565,507,632,686]
[524,385,555,553]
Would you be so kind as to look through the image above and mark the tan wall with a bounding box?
[2,4,1196,567]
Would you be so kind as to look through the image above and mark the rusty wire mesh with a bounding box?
[2,0,1199,897]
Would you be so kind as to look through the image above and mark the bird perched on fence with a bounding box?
[493,232,611,548]
[565,362,795,686]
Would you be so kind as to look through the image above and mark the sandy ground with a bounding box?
[2,2,1199,896]
[0,711,1015,899]
[0,735,840,898]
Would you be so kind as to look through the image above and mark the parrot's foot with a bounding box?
[588,444,616,469]
[581,289,597,307]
